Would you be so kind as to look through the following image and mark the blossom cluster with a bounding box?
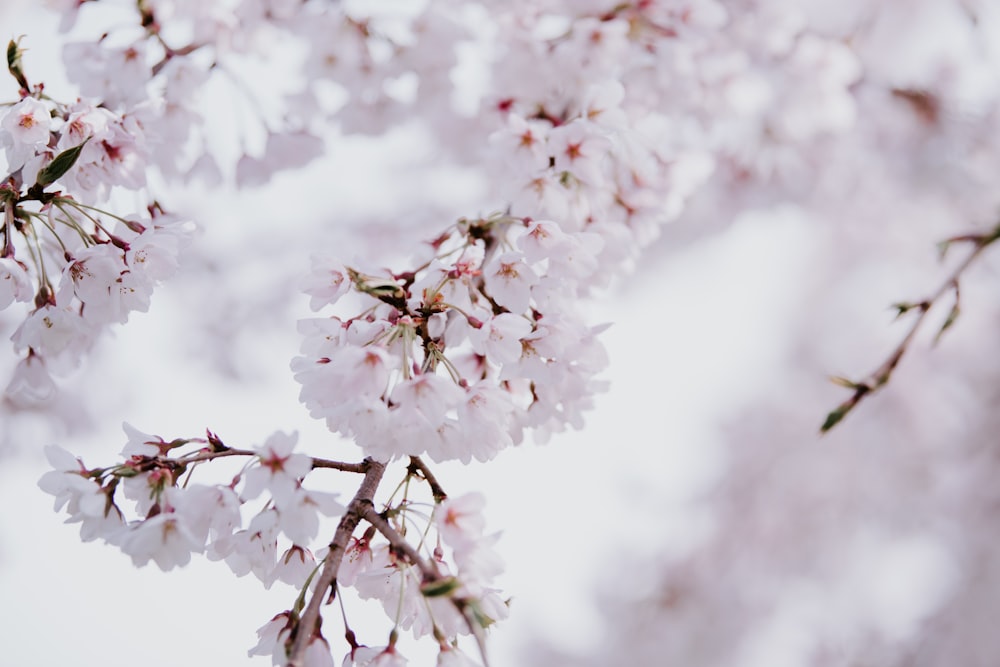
[5,0,871,408]
[40,424,504,665]
[293,212,609,464]
[0,39,194,403]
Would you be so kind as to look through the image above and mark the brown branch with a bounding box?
[360,505,441,581]
[821,222,1000,432]
[178,448,255,463]
[177,448,367,473]
[408,456,448,501]
[360,505,493,667]
[287,459,386,667]
[310,459,369,474]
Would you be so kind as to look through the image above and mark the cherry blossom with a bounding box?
[0,257,32,308]
[242,431,313,506]
[119,512,203,570]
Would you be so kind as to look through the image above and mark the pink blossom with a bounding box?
[168,484,242,549]
[467,313,532,365]
[390,373,465,428]
[344,646,408,667]
[123,216,193,284]
[436,647,482,667]
[0,258,32,309]
[5,353,57,406]
[120,422,164,457]
[267,545,318,589]
[482,251,538,314]
[274,486,345,544]
[490,113,551,173]
[2,97,51,146]
[547,119,611,186]
[248,611,293,664]
[242,431,312,506]
[436,492,487,550]
[302,257,353,310]
[215,509,280,583]
[119,513,203,571]
[12,304,96,372]
[340,536,378,587]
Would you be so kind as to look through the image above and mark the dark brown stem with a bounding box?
[311,459,368,474]
[359,505,493,667]
[2,201,15,258]
[822,222,1000,432]
[287,459,386,667]
[360,505,441,580]
[408,456,447,502]
[177,448,367,473]
[178,448,255,463]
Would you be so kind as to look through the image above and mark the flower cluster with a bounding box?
[293,213,609,464]
[40,425,506,666]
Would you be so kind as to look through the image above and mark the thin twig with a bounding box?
[175,447,367,473]
[288,459,386,666]
[177,448,255,463]
[360,505,441,581]
[310,459,369,474]
[821,222,1000,432]
[360,505,493,667]
[408,456,448,501]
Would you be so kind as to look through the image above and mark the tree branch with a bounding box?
[821,221,1000,432]
[310,458,369,474]
[287,459,386,666]
[360,504,493,667]
[408,456,448,501]
[360,504,441,581]
[176,447,367,473]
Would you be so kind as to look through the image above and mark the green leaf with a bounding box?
[34,139,89,188]
[933,302,960,345]
[420,576,461,598]
[820,404,852,433]
[465,598,498,629]
[891,301,915,319]
[165,438,191,451]
[829,376,860,390]
[7,38,28,91]
[986,221,1000,246]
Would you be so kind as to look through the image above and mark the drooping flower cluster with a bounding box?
[293,212,609,464]
[3,0,874,409]
[40,423,506,666]
[0,41,194,403]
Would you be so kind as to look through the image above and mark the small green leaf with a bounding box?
[420,576,461,598]
[364,282,406,300]
[934,302,960,345]
[985,221,1000,246]
[829,376,859,389]
[165,438,191,451]
[820,404,852,433]
[7,38,28,91]
[891,301,915,319]
[34,139,89,188]
[465,598,498,629]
